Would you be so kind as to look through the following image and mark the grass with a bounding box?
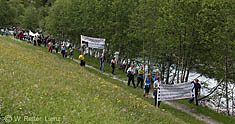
[177,99,235,124]
[0,36,187,124]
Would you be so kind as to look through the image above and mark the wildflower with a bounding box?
[113,85,118,89]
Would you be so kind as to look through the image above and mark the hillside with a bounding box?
[0,37,187,123]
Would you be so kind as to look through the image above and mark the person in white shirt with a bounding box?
[153,75,161,107]
[1,29,4,36]
[127,65,136,88]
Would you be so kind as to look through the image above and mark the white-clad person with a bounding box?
[127,65,136,88]
[153,74,161,107]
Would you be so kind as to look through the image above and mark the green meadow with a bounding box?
[0,37,186,124]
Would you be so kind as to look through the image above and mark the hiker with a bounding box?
[144,73,151,97]
[43,37,47,47]
[153,72,160,83]
[37,35,41,46]
[5,28,9,36]
[33,36,37,46]
[61,45,66,58]
[137,66,144,88]
[41,34,44,45]
[1,28,4,36]
[48,41,53,53]
[23,31,28,40]
[69,47,74,59]
[55,42,59,53]
[79,52,85,66]
[127,65,136,88]
[189,79,201,106]
[65,48,69,58]
[100,52,105,72]
[111,57,115,74]
[19,31,24,40]
[153,74,161,107]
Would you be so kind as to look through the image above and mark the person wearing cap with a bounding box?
[127,65,136,88]
[189,79,201,106]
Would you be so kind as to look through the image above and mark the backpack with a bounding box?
[127,71,131,77]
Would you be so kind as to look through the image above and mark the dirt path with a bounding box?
[164,101,222,124]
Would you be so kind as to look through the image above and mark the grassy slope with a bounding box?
[0,37,185,124]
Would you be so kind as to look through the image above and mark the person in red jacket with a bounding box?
[48,41,53,53]
[19,32,24,40]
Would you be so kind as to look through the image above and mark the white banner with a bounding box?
[29,30,39,37]
[81,35,105,49]
[157,83,194,101]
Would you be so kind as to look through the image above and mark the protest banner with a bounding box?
[81,35,105,49]
[157,83,194,101]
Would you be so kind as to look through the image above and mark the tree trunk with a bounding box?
[198,79,224,101]
[177,34,182,84]
[182,62,187,82]
[148,55,150,74]
[171,63,178,84]
[224,47,229,115]
[185,67,191,82]
[166,58,171,84]
[232,85,234,116]
[180,45,185,83]
[161,62,165,82]
[185,49,193,82]
[217,82,225,112]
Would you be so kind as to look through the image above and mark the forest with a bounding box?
[0,0,234,116]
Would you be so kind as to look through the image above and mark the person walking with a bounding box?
[1,28,4,36]
[55,42,59,53]
[137,66,144,88]
[189,79,201,106]
[43,37,47,47]
[144,74,151,97]
[48,41,53,53]
[19,31,24,40]
[79,52,85,66]
[153,75,161,107]
[111,57,115,74]
[5,28,9,36]
[100,53,105,72]
[69,47,74,59]
[33,36,37,46]
[37,35,41,46]
[127,65,136,88]
[65,48,69,58]
[153,72,160,83]
[61,45,66,58]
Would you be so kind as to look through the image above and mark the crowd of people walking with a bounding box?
[1,27,201,107]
